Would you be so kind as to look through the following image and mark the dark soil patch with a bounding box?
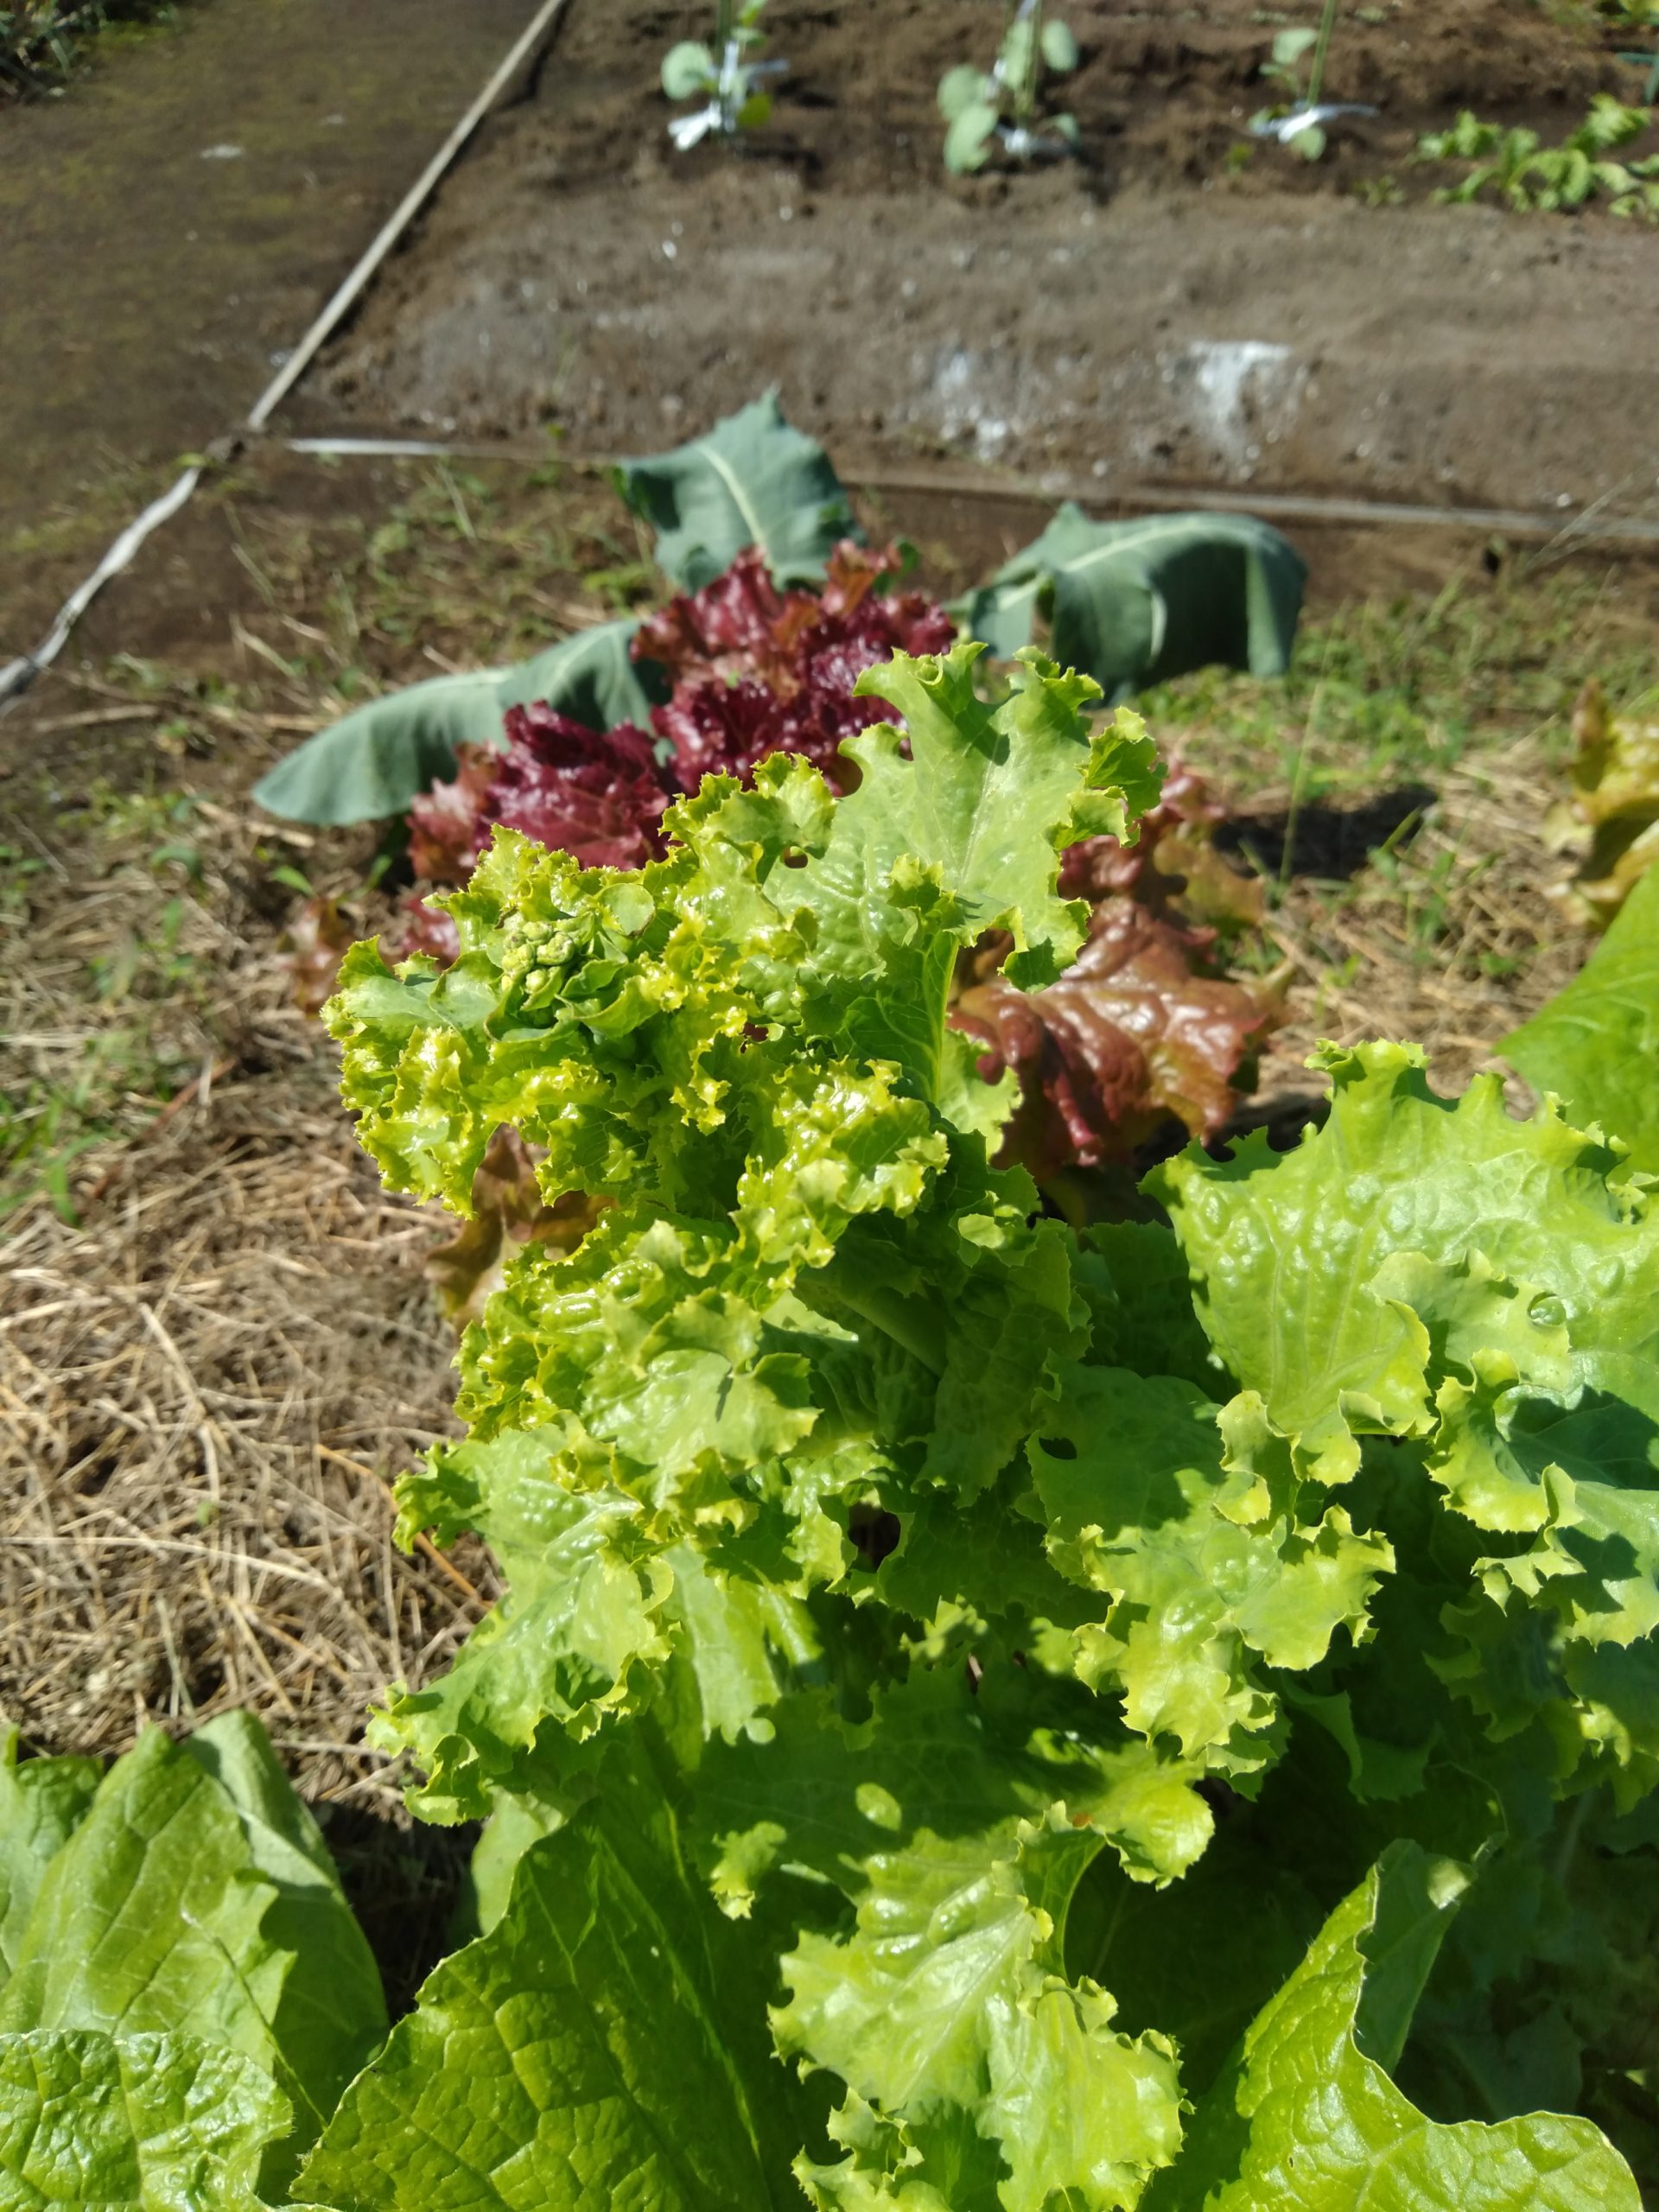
[532,0,1634,202]
[319,0,1659,523]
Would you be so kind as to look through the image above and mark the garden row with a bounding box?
[2,397,1657,2206]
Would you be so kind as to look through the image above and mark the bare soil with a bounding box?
[319,0,1659,522]
[0,0,537,547]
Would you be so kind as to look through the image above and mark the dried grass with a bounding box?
[1227,734,1586,1112]
[0,786,487,1810]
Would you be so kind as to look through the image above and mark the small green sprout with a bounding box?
[1249,0,1374,162]
[938,0,1080,175]
[662,0,783,151]
[1417,95,1659,219]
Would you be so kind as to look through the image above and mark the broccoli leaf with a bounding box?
[614,392,857,590]
[253,620,663,826]
[959,507,1306,704]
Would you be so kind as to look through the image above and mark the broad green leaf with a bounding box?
[959,505,1306,704]
[0,1716,385,2191]
[1146,1840,1641,2211]
[938,62,992,123]
[944,102,1000,174]
[493,616,666,732]
[779,1810,1183,2212]
[663,38,715,99]
[1150,1042,1659,1484]
[252,618,661,825]
[0,1732,100,1986]
[613,392,857,590]
[0,2029,291,2212]
[1041,18,1080,73]
[1504,861,1659,1174]
[296,1773,804,2212]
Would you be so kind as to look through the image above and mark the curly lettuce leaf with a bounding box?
[1151,1043,1659,1484]
[953,900,1277,1182]
[1030,1368,1391,1777]
[1146,1840,1639,2211]
[1505,859,1659,1176]
[699,1662,1214,1919]
[779,1808,1183,2212]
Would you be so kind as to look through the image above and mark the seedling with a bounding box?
[1249,0,1376,161]
[1417,95,1659,219]
[937,0,1080,175]
[661,0,785,152]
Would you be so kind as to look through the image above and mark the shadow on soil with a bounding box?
[316,1803,480,2018]
[1217,784,1438,883]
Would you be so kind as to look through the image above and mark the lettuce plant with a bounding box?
[305,641,1657,2204]
[1417,96,1659,219]
[391,561,1273,1323]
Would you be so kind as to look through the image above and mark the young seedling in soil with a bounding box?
[937,0,1080,175]
[1249,0,1375,161]
[661,0,784,152]
[1417,94,1659,218]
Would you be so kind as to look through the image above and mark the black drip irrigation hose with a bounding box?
[283,435,1659,552]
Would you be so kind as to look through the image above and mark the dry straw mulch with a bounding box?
[1247,731,1585,1110]
[0,786,490,1815]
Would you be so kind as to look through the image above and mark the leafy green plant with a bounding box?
[959,505,1306,703]
[1417,94,1659,217]
[301,639,1659,2202]
[0,1713,386,2201]
[257,402,1304,833]
[1504,855,1659,1174]
[1249,0,1374,161]
[937,0,1080,175]
[661,0,782,152]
